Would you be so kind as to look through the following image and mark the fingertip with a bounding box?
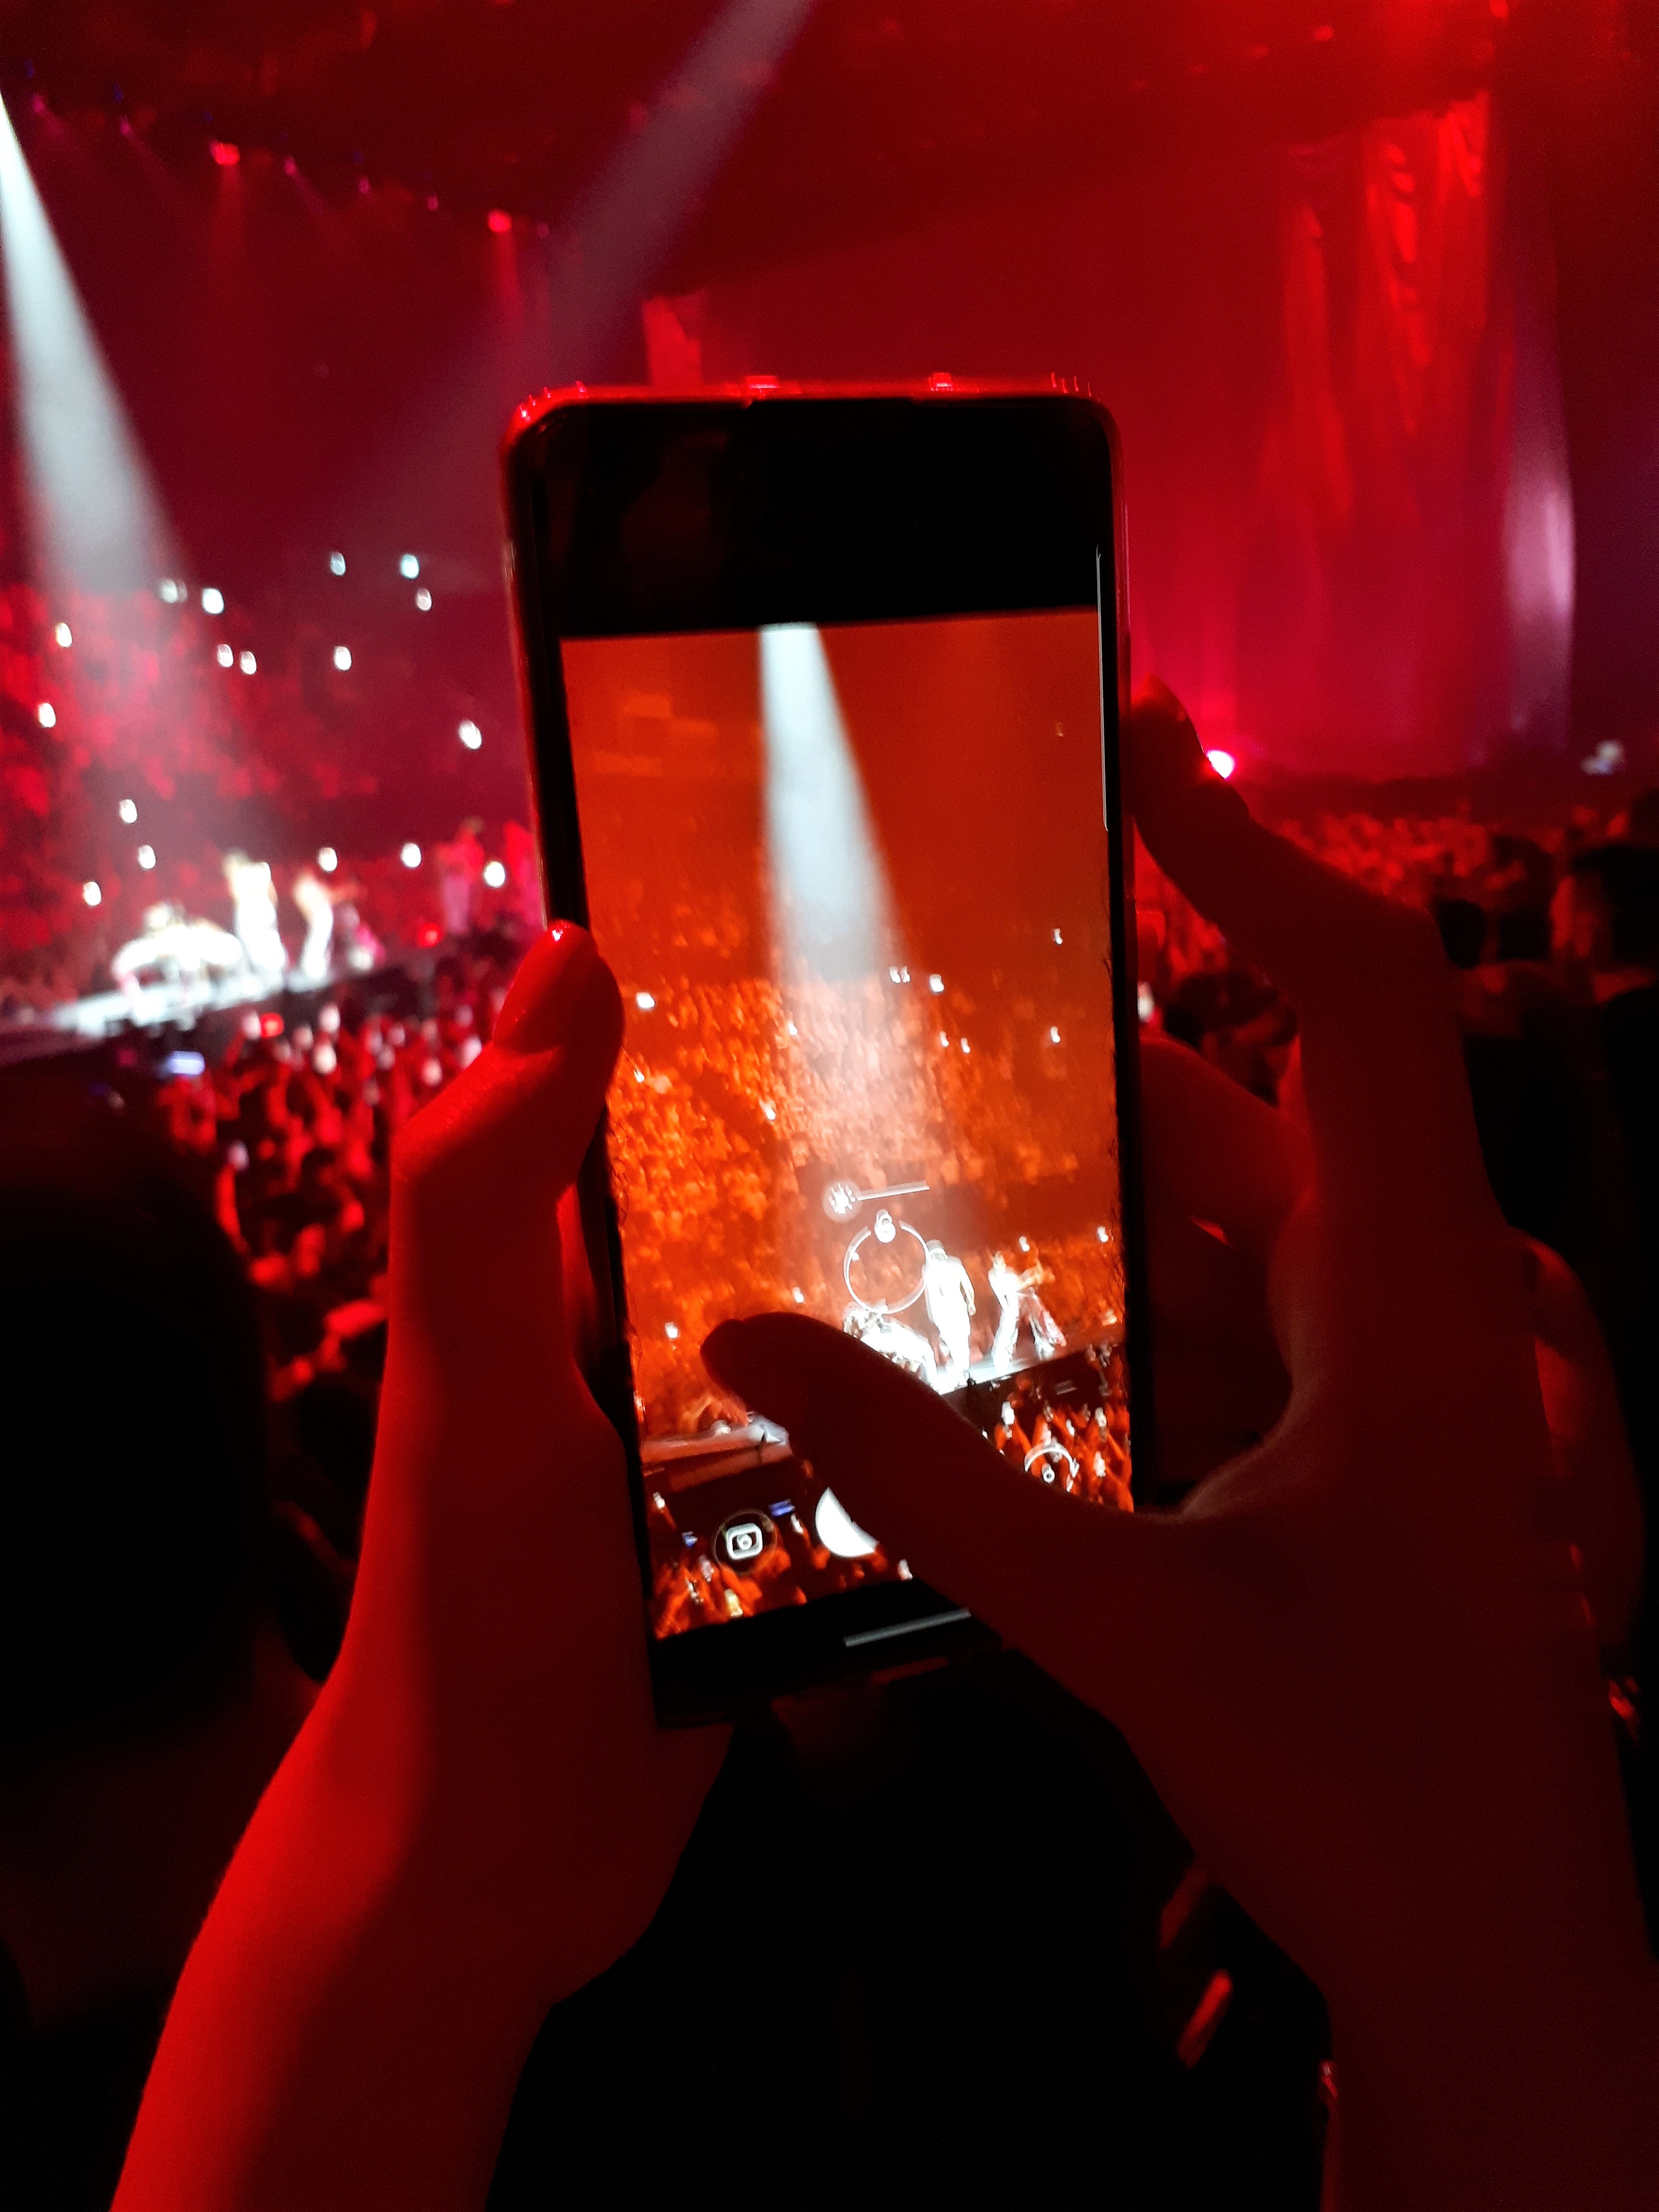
[493,925,623,1064]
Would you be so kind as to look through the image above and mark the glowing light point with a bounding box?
[938,1031,949,1047]
[1205,748,1237,781]
[36,701,55,728]
[633,1068,646,1083]
[136,844,156,870]
[209,140,240,167]
[118,798,137,824]
[239,649,256,674]
[792,1286,805,1304]
[1097,1225,1111,1243]
[317,846,338,873]
[1052,927,1063,945]
[635,991,656,1011]
[664,1322,680,1342]
[200,587,224,614]
[888,965,902,983]
[482,859,506,890]
[1049,1026,1061,1043]
[928,973,944,994]
[333,645,352,672]
[1137,982,1156,1024]
[216,642,234,667]
[761,1100,777,1121]
[399,553,420,579]
[414,587,432,611]
[328,551,346,576]
[82,880,101,907]
[399,842,421,869]
[53,621,71,647]
[457,718,482,750]
[960,1037,971,1054]
[158,579,181,603]
[487,208,512,235]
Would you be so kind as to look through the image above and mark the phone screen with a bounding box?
[561,608,1132,1645]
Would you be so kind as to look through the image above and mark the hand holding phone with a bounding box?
[707,682,1659,2212]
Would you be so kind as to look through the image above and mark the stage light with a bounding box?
[458,718,481,749]
[928,973,944,993]
[209,140,240,167]
[317,846,338,872]
[482,859,506,889]
[415,587,432,611]
[201,586,224,613]
[1205,748,1237,780]
[282,156,298,178]
[239,649,256,674]
[938,1031,949,1047]
[1052,928,1063,945]
[36,701,54,727]
[136,844,156,869]
[329,550,346,575]
[399,553,420,579]
[400,841,421,868]
[82,880,101,906]
[960,1038,971,1054]
[1096,1225,1110,1243]
[1137,982,1155,1024]
[792,1286,805,1304]
[158,578,181,602]
[487,209,512,235]
[635,990,656,1010]
[1049,1026,1061,1043]
[664,1322,680,1341]
[216,642,233,667]
[761,1100,777,1120]
[333,645,352,670]
[52,620,70,646]
[118,798,136,823]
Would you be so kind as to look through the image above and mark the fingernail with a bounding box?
[493,925,604,1054]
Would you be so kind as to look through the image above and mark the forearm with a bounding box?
[112,1688,544,2212]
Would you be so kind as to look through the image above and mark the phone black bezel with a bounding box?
[502,385,1148,1723]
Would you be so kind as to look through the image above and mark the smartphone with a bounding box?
[503,384,1149,1721]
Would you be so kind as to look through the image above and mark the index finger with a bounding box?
[1129,681,1498,1261]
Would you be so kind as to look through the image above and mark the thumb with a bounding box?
[387,926,623,1371]
[703,1313,1190,1716]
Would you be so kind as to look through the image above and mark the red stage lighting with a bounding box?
[487,208,512,235]
[260,1012,284,1038]
[416,922,442,948]
[209,140,240,167]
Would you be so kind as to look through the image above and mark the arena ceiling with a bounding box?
[0,0,1547,282]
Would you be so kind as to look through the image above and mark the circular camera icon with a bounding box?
[714,1511,777,1571]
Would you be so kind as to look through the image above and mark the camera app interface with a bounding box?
[561,611,1131,1642]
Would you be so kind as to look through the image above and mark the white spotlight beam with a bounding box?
[0,94,172,589]
[548,0,818,378]
[760,623,896,981]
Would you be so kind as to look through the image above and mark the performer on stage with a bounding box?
[922,1238,976,1389]
[223,854,287,984]
[110,903,243,995]
[290,871,336,985]
[841,1302,939,1390]
[988,1249,1066,1371]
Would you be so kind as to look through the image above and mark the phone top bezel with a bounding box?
[501,383,1149,1723]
